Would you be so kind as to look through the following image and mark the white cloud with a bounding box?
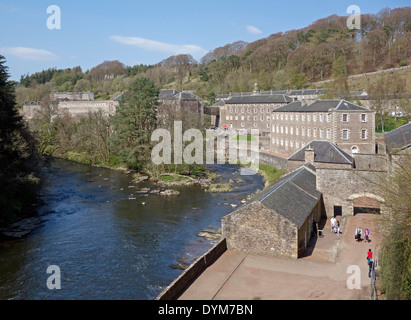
[246,25,263,35]
[110,35,207,58]
[0,47,59,61]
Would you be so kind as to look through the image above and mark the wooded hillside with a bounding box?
[15,7,411,106]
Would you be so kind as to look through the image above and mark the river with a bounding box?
[0,159,264,300]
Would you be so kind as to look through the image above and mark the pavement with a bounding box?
[179,213,384,300]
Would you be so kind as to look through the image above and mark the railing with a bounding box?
[370,256,378,300]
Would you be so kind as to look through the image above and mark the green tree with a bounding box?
[0,55,39,225]
[109,77,159,171]
[289,67,308,90]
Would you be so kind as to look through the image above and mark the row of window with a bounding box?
[229,107,272,114]
[272,129,368,141]
[226,115,270,122]
[272,113,368,123]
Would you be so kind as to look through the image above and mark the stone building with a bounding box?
[218,94,293,133]
[51,91,94,101]
[270,99,376,157]
[157,89,204,129]
[222,164,324,259]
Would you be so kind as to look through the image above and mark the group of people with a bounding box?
[330,217,341,235]
[355,227,371,243]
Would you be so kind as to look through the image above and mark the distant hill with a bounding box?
[15,6,411,105]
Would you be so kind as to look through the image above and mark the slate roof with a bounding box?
[384,122,411,152]
[159,89,202,102]
[274,99,370,113]
[251,164,322,228]
[225,94,293,104]
[288,140,353,165]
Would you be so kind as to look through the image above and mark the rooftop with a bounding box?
[251,164,321,228]
[225,94,292,105]
[288,140,354,165]
[274,99,371,113]
[384,122,411,152]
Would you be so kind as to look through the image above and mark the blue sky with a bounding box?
[0,0,409,80]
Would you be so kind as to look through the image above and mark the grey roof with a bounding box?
[251,165,322,228]
[225,94,292,105]
[385,122,411,152]
[159,89,180,100]
[159,89,202,102]
[274,99,370,112]
[288,140,353,165]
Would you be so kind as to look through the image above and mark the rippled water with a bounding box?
[0,159,263,300]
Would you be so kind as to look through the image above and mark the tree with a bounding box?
[289,67,308,90]
[0,55,39,225]
[109,77,159,171]
[379,153,411,300]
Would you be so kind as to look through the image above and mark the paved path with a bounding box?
[179,214,384,300]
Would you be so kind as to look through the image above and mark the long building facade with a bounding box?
[270,99,376,156]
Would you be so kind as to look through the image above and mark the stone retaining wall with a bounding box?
[156,238,227,300]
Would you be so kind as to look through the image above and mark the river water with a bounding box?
[0,159,263,300]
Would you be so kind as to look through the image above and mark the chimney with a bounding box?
[305,145,315,164]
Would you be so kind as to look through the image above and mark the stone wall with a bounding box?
[316,168,387,217]
[156,238,227,300]
[222,201,298,259]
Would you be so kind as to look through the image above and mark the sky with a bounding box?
[0,0,409,81]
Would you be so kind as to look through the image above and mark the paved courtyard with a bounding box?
[179,213,384,300]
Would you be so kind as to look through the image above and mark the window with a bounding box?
[327,113,331,122]
[296,114,299,121]
[307,114,311,122]
[241,116,244,121]
[247,108,251,113]
[302,127,305,136]
[343,129,349,140]
[254,123,257,128]
[276,114,279,120]
[241,123,244,128]
[290,114,294,121]
[226,116,229,121]
[230,108,233,113]
[313,128,317,138]
[296,127,299,136]
[361,130,367,139]
[241,108,244,113]
[260,115,264,121]
[313,114,317,122]
[296,141,300,149]
[302,114,305,121]
[254,108,257,113]
[267,116,270,122]
[247,116,251,121]
[361,114,367,122]
[285,114,288,121]
[327,129,331,139]
[320,114,324,122]
[235,108,238,114]
[290,127,294,135]
[267,108,270,114]
[281,114,284,121]
[343,114,348,122]
[320,128,324,138]
[285,126,288,135]
[235,116,238,121]
[307,127,311,137]
[281,126,284,134]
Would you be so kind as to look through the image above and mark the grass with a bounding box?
[376,115,410,133]
[237,161,285,188]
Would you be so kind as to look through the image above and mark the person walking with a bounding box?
[367,249,373,264]
[364,229,370,243]
[331,217,336,233]
[336,221,341,236]
[368,259,374,278]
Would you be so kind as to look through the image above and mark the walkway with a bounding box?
[179,214,384,300]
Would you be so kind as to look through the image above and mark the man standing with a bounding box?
[355,227,362,242]
[368,259,374,278]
